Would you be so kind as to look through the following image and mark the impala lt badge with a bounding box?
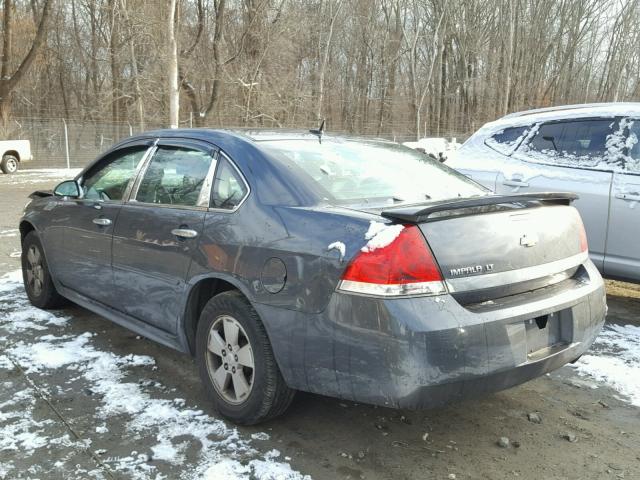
[450,263,494,276]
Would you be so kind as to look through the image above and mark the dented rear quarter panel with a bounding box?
[187,198,384,316]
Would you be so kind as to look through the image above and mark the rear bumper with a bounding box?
[256,259,606,409]
[398,330,597,409]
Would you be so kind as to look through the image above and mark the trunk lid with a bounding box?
[379,193,587,304]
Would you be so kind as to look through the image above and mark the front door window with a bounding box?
[517,119,615,169]
[82,147,148,201]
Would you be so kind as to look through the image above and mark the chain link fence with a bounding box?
[9,117,160,169]
[8,116,471,170]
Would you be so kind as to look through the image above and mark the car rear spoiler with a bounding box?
[380,192,578,223]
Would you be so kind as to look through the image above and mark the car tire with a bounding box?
[21,231,67,308]
[196,290,295,425]
[0,154,18,174]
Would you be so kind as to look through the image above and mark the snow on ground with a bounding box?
[571,323,640,407]
[0,229,18,238]
[2,261,638,478]
[0,168,82,186]
[0,270,310,480]
[1,386,56,454]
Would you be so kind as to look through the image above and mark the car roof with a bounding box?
[119,128,395,146]
[483,102,640,132]
[93,128,400,208]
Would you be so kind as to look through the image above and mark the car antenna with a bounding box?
[309,119,325,144]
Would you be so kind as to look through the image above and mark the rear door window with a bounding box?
[618,118,640,173]
[210,156,249,210]
[518,119,615,169]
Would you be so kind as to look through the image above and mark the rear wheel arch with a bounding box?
[4,150,20,162]
[19,221,36,243]
[183,276,252,355]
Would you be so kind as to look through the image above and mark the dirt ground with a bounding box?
[1,170,639,480]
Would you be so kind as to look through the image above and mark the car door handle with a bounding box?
[615,193,640,202]
[502,179,530,187]
[92,218,112,226]
[171,228,198,239]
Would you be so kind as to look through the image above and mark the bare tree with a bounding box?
[316,0,342,124]
[3,0,640,142]
[0,0,53,127]
[168,0,179,128]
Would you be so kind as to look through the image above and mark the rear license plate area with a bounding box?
[525,311,570,359]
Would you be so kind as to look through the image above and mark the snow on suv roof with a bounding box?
[484,102,640,132]
[502,102,640,119]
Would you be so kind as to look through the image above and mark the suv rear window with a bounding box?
[259,139,486,206]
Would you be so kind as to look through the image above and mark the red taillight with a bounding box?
[578,221,588,252]
[339,225,446,297]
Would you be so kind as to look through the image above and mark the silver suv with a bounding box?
[449,103,640,283]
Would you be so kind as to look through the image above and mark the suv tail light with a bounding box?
[338,225,446,297]
[578,221,588,253]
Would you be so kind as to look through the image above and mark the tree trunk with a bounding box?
[168,0,179,128]
[316,0,342,124]
[0,0,52,130]
[502,1,514,115]
[203,0,227,125]
[120,0,144,131]
[109,0,121,136]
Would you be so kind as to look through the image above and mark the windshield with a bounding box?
[259,139,487,206]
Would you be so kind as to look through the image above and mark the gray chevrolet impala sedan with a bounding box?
[19,129,606,424]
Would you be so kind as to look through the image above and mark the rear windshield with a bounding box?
[259,139,486,206]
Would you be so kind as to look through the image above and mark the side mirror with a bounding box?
[54,180,81,198]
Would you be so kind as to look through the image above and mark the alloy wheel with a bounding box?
[205,315,255,404]
[26,245,44,297]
